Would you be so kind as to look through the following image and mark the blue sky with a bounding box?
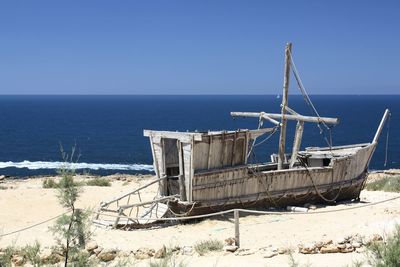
[0,1,399,95]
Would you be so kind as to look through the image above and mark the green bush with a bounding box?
[149,251,186,267]
[21,242,41,266]
[367,225,400,267]
[365,176,400,192]
[149,258,186,267]
[43,177,111,188]
[42,178,58,188]
[194,239,223,256]
[85,178,111,187]
[0,245,17,267]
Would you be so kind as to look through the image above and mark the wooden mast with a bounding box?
[278,43,292,170]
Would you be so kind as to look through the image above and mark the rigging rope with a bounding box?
[288,51,327,129]
[288,50,335,149]
[384,112,391,167]
[298,157,342,203]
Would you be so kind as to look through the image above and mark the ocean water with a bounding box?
[0,95,398,177]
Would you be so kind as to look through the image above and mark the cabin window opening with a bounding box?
[323,158,331,166]
[166,166,179,176]
[163,138,180,175]
[162,138,181,195]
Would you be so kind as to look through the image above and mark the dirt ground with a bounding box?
[0,172,399,266]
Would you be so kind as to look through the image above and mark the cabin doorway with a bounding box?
[162,138,185,198]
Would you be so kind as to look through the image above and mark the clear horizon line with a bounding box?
[0,93,400,96]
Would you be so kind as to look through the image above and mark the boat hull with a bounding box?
[168,143,375,216]
[169,171,366,215]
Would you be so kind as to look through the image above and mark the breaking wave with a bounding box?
[0,161,153,171]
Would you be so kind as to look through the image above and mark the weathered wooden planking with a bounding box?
[192,132,247,171]
[191,144,375,203]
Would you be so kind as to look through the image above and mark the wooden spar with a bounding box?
[289,121,304,168]
[372,109,390,144]
[278,43,291,170]
[366,109,390,168]
[284,105,299,115]
[178,141,187,201]
[260,113,280,126]
[231,112,339,125]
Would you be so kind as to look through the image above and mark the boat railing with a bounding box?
[94,176,176,228]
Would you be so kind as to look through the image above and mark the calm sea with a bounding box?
[0,95,398,177]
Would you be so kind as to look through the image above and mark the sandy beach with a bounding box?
[0,173,399,266]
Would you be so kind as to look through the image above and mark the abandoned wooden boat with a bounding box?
[94,43,390,228]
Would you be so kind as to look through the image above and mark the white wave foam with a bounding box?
[0,161,154,171]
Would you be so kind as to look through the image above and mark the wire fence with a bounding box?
[2,194,400,239]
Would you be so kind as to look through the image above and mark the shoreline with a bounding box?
[1,167,397,181]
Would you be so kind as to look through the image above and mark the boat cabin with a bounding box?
[143,128,273,202]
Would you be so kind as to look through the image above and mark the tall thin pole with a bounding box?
[234,210,240,247]
[278,43,292,170]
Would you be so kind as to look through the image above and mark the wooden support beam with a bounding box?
[144,130,202,142]
[260,113,280,126]
[189,139,194,202]
[290,121,304,168]
[284,106,299,115]
[178,141,187,201]
[149,135,160,178]
[160,139,167,195]
[231,112,339,125]
[278,43,292,170]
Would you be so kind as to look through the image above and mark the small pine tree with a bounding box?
[49,145,92,267]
